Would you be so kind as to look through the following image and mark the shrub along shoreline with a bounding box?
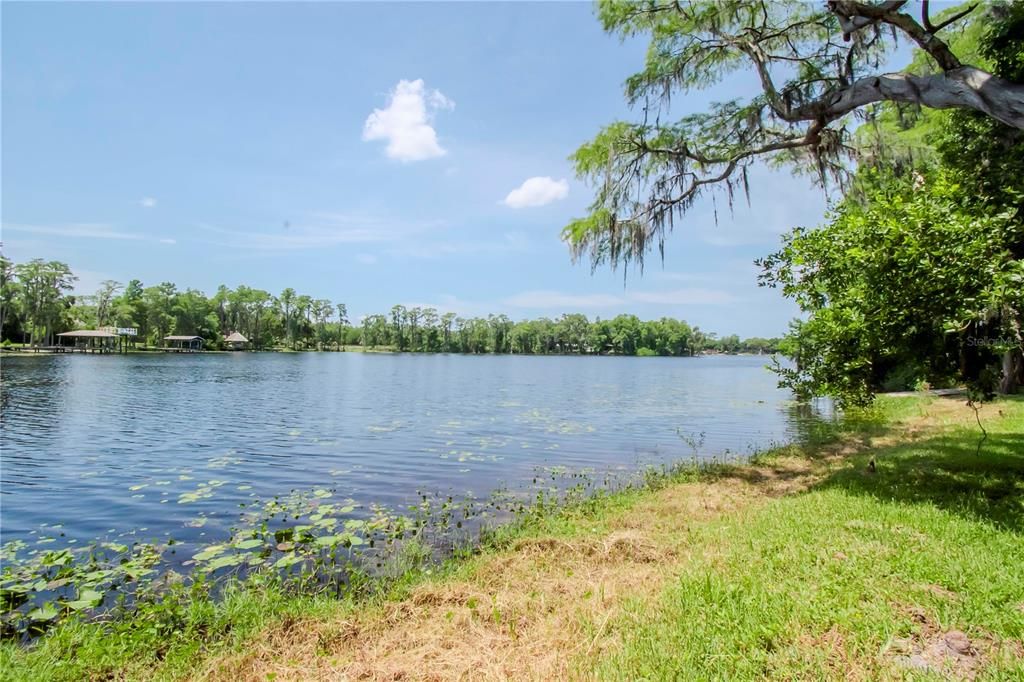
[2,395,1022,680]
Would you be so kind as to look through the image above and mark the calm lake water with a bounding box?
[1,353,819,552]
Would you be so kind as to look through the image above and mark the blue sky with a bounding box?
[2,1,835,338]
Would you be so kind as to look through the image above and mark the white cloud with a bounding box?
[355,253,378,265]
[5,222,184,248]
[3,223,145,240]
[362,79,454,162]
[502,176,569,208]
[140,197,157,208]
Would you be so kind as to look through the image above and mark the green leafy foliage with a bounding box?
[759,170,1022,405]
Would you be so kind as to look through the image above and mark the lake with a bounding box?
[1,353,820,556]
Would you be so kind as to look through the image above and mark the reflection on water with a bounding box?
[0,353,828,548]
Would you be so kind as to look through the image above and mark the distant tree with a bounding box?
[312,299,333,350]
[173,288,217,339]
[390,305,407,351]
[14,259,76,346]
[336,303,349,350]
[1,254,19,338]
[142,282,177,344]
[361,314,390,349]
[406,307,423,352]
[421,307,440,352]
[441,312,456,352]
[719,334,742,354]
[488,314,513,354]
[611,314,642,355]
[557,313,591,353]
[247,289,273,350]
[295,295,313,349]
[589,317,614,354]
[278,288,296,349]
[71,294,99,329]
[92,280,120,328]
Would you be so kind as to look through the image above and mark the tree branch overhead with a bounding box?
[566,0,1024,272]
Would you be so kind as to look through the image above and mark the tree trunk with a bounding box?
[1000,349,1022,394]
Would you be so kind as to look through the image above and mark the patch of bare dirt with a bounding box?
[885,605,1022,680]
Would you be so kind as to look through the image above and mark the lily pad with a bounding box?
[204,554,245,572]
[274,553,302,569]
[27,604,58,621]
[192,545,227,562]
[65,588,103,611]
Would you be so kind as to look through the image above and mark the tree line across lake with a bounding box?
[0,259,779,356]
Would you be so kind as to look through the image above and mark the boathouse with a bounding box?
[162,335,204,352]
[56,330,120,353]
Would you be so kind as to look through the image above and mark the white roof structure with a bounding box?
[57,330,118,338]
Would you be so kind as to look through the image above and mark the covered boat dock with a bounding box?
[55,330,120,353]
[162,335,204,352]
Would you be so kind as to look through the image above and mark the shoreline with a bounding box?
[3,394,1022,680]
[0,344,765,358]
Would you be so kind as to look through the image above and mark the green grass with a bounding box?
[0,554,435,682]
[3,396,1021,680]
[0,580,326,681]
[590,397,1024,680]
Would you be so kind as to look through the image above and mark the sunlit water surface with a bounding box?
[1,353,824,551]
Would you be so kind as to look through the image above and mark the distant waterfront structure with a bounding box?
[55,329,120,353]
[223,331,249,351]
[163,335,204,352]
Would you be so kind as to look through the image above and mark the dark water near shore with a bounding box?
[1,353,821,551]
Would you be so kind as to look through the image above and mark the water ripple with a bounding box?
[1,354,816,547]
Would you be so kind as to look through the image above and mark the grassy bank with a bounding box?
[2,395,1022,680]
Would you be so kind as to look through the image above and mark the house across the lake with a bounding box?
[163,335,204,352]
[223,331,249,350]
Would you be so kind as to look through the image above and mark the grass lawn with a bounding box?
[3,395,1022,680]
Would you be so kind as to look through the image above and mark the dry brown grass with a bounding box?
[194,468,817,682]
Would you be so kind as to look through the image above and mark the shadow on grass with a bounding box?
[812,427,1024,533]
[727,396,1024,531]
